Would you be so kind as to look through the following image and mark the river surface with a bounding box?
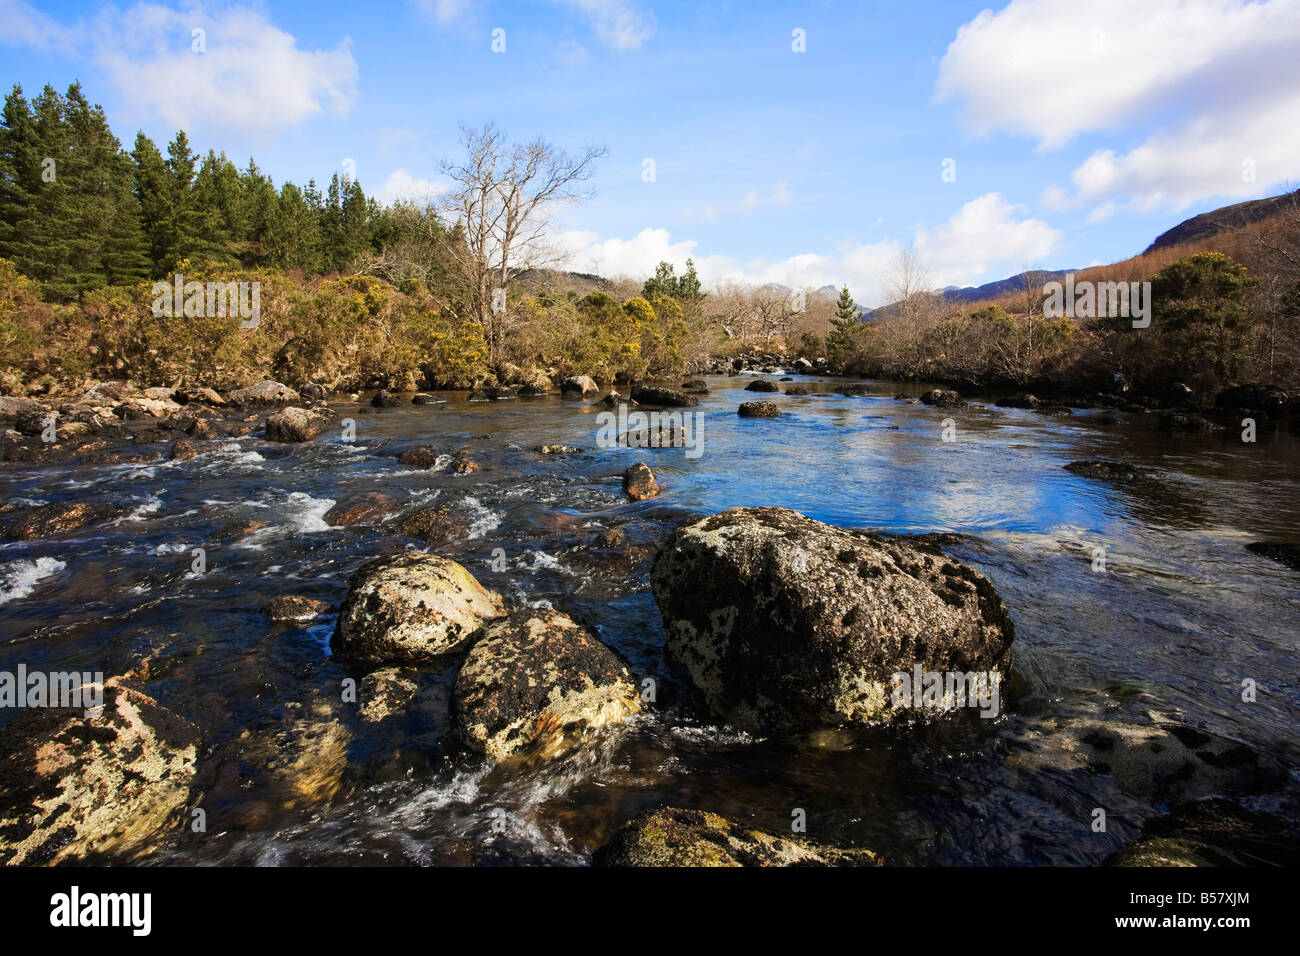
[2,374,1298,865]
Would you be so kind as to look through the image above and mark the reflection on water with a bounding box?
[2,375,1297,865]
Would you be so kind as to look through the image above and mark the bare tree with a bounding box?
[436,123,607,369]
[882,246,939,377]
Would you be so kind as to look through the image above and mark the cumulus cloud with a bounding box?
[374,169,449,205]
[936,0,1300,212]
[2,1,358,139]
[559,193,1060,305]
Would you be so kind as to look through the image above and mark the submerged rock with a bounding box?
[595,807,882,867]
[397,503,469,545]
[0,679,199,865]
[1064,460,1147,482]
[534,444,581,455]
[1106,799,1300,867]
[622,462,660,501]
[785,386,810,395]
[453,608,641,760]
[650,507,1015,733]
[324,491,396,527]
[395,445,443,469]
[738,401,780,418]
[332,553,505,664]
[265,595,331,623]
[996,394,1039,409]
[1245,541,1300,571]
[0,501,125,541]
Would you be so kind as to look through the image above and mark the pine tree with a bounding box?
[827,285,861,366]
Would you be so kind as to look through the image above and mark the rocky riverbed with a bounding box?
[2,371,1298,866]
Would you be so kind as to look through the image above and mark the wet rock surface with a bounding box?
[595,807,882,867]
[453,608,641,760]
[0,679,199,865]
[651,507,1015,733]
[332,553,506,664]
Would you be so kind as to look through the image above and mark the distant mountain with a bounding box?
[1145,188,1300,253]
[860,188,1300,320]
[861,269,1071,320]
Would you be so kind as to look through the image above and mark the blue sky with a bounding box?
[4,0,1299,304]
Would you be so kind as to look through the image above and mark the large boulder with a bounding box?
[744,380,779,393]
[650,507,1015,733]
[453,608,641,760]
[226,380,299,406]
[0,679,199,865]
[630,384,699,407]
[561,375,599,399]
[265,406,333,442]
[332,553,505,664]
[595,807,881,867]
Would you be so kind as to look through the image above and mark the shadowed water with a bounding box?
[2,374,1298,865]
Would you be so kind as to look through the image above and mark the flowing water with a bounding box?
[2,374,1298,865]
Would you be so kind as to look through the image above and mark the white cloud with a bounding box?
[375,169,449,205]
[2,2,359,139]
[914,193,1060,287]
[412,0,475,25]
[551,0,656,50]
[936,0,1300,213]
[559,193,1060,305]
[0,0,75,54]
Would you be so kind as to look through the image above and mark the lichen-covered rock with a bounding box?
[396,504,469,545]
[0,679,199,865]
[738,401,780,418]
[1006,712,1289,807]
[265,595,331,623]
[623,462,660,501]
[453,609,641,760]
[332,553,505,664]
[744,380,779,393]
[595,807,882,867]
[650,507,1015,733]
[226,380,299,406]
